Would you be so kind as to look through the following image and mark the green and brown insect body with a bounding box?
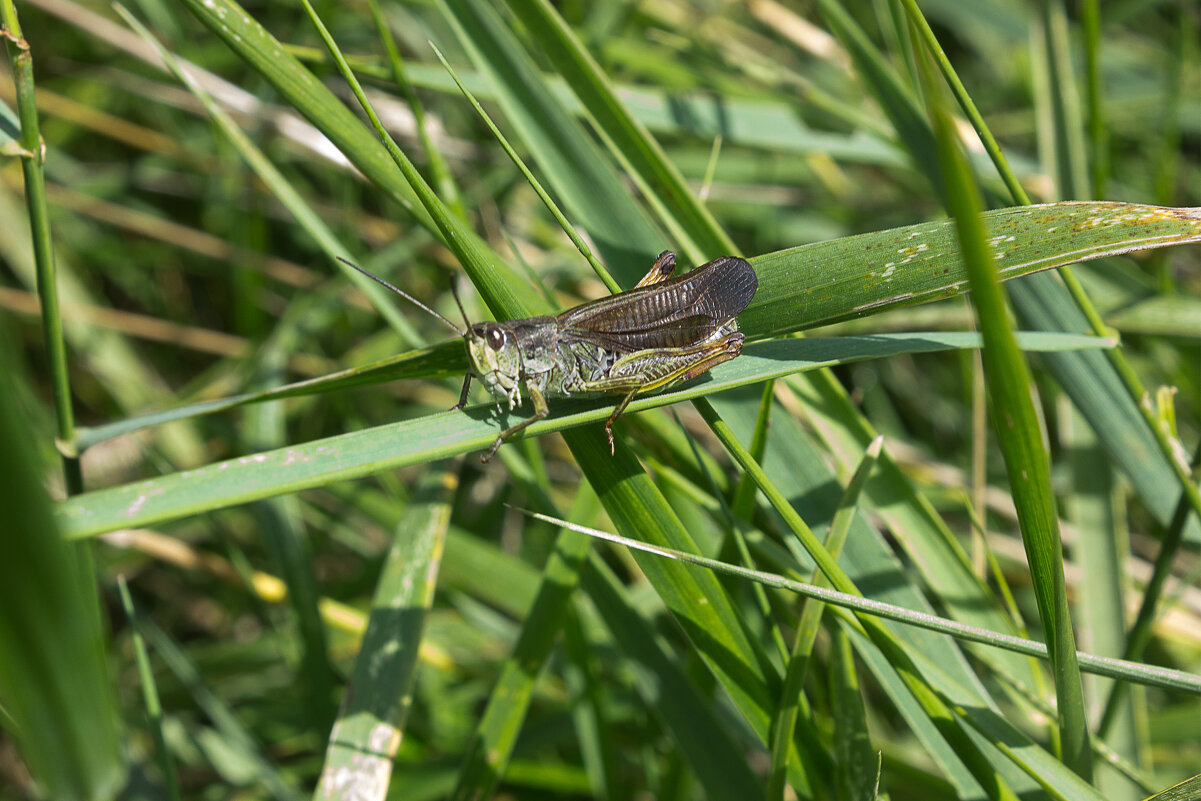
[340,250,757,462]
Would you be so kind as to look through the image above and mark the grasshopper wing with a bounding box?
[558,256,757,352]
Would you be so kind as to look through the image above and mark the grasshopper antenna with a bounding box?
[338,257,465,337]
[448,282,473,333]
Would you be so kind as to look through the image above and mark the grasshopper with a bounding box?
[341,250,757,462]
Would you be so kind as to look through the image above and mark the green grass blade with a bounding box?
[802,0,1201,551]
[829,626,879,801]
[694,401,1024,799]
[577,557,770,799]
[743,202,1201,337]
[56,331,1108,538]
[768,436,882,801]
[928,65,1091,779]
[1064,408,1140,798]
[245,358,336,734]
[141,621,303,800]
[0,339,125,801]
[316,464,455,800]
[1097,441,1201,737]
[75,342,463,450]
[117,577,182,801]
[73,200,1189,451]
[431,43,617,292]
[512,509,1201,694]
[114,4,426,345]
[365,0,465,220]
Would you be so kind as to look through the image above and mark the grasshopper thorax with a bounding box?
[467,322,524,407]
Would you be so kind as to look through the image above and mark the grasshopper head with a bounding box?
[467,322,523,408]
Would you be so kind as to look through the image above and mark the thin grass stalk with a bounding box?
[505,0,738,261]
[829,626,878,800]
[1097,440,1201,738]
[1038,0,1089,200]
[364,0,466,220]
[898,0,1030,206]
[923,55,1092,779]
[431,44,619,293]
[273,0,542,320]
[517,507,1201,694]
[1080,0,1106,198]
[142,621,303,800]
[118,577,182,801]
[1,1,81,493]
[1148,6,1191,293]
[674,408,789,662]
[113,4,426,345]
[767,436,882,801]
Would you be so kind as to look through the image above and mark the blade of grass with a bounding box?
[1063,405,1139,799]
[449,487,600,801]
[829,626,879,801]
[114,3,427,345]
[75,341,463,451]
[56,331,1109,538]
[316,462,456,801]
[74,198,1192,451]
[1097,440,1201,737]
[742,201,1201,338]
[117,576,182,801]
[141,620,303,800]
[365,0,465,220]
[245,347,336,735]
[0,335,125,801]
[176,0,544,319]
[431,42,618,292]
[821,0,1201,555]
[693,400,1021,800]
[925,56,1091,778]
[767,436,882,801]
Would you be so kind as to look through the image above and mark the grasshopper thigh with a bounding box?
[580,332,745,452]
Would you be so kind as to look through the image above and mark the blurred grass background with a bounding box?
[0,0,1198,799]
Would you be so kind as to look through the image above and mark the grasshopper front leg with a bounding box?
[582,331,745,454]
[451,373,472,411]
[481,383,550,463]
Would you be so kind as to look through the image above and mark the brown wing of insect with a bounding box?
[557,255,758,353]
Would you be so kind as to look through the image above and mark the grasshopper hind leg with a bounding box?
[600,331,746,454]
[633,250,677,288]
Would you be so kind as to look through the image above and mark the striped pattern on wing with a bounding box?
[557,256,757,353]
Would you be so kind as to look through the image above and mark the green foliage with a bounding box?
[1,0,1198,799]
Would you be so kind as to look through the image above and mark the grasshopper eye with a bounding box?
[486,327,506,350]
